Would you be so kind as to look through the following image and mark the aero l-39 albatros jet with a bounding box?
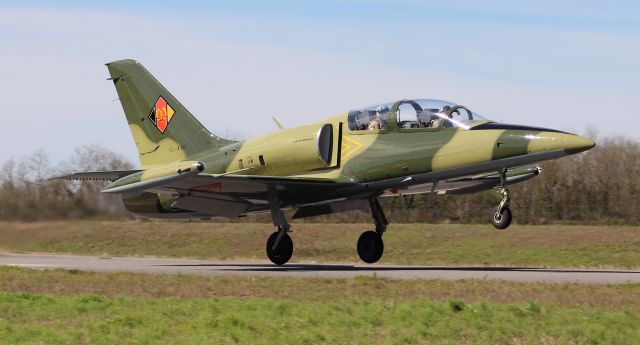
[52,60,595,265]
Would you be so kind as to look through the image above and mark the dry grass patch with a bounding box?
[1,265,640,308]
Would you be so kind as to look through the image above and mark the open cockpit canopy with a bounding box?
[348,99,489,131]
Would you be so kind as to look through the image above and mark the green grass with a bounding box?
[2,266,640,344]
[1,292,639,345]
[2,221,640,268]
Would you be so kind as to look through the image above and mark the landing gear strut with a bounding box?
[491,169,512,230]
[266,185,293,265]
[357,198,388,264]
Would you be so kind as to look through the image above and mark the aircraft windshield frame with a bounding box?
[347,99,489,132]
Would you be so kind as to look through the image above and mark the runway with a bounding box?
[1,253,639,284]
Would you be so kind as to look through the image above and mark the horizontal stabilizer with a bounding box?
[46,170,142,182]
[102,161,205,194]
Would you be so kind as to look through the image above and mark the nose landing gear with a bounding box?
[491,169,512,230]
[491,188,512,229]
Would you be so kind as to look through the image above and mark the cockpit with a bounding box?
[348,99,489,132]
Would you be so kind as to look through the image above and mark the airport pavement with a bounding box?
[1,253,639,284]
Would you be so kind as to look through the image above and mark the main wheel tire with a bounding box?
[357,231,384,264]
[266,232,293,265]
[491,207,512,230]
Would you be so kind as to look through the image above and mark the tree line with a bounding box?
[0,144,132,220]
[0,134,638,224]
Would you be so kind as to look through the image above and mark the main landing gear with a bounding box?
[266,186,294,265]
[264,187,390,266]
[356,198,388,264]
[491,169,513,230]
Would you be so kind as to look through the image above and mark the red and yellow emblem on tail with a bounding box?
[148,96,175,133]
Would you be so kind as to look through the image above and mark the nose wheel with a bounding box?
[491,205,512,229]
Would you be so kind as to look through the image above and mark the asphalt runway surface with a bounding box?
[1,253,639,284]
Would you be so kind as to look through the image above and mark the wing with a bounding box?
[129,173,362,218]
[380,165,541,197]
[155,174,356,205]
[137,148,559,206]
[46,149,549,219]
[123,162,540,218]
[50,167,365,218]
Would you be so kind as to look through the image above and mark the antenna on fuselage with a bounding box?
[272,116,285,130]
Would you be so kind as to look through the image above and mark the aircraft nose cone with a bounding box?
[562,134,596,154]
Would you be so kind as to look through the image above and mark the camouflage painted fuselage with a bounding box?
[96,59,594,218]
[209,116,591,183]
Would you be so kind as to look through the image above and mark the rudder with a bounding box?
[106,59,234,168]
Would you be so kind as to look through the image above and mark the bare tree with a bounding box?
[0,135,638,224]
[0,144,133,220]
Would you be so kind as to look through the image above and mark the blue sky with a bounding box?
[1,1,639,165]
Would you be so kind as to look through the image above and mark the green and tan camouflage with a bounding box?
[52,59,595,265]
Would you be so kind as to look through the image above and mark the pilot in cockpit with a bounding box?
[439,105,458,128]
[426,106,452,129]
[368,105,389,130]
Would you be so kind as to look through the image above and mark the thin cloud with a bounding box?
[0,4,637,165]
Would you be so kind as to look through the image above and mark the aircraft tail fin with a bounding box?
[106,59,235,169]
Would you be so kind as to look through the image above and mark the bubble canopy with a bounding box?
[347,99,489,131]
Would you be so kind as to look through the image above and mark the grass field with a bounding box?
[1,266,640,345]
[2,221,640,344]
[1,221,639,268]
[4,293,639,345]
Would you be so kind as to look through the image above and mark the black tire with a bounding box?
[266,232,293,265]
[491,207,512,230]
[357,231,384,264]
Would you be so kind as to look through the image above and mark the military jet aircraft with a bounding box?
[53,59,595,265]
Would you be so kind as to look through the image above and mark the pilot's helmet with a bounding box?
[376,105,389,114]
[442,105,451,113]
